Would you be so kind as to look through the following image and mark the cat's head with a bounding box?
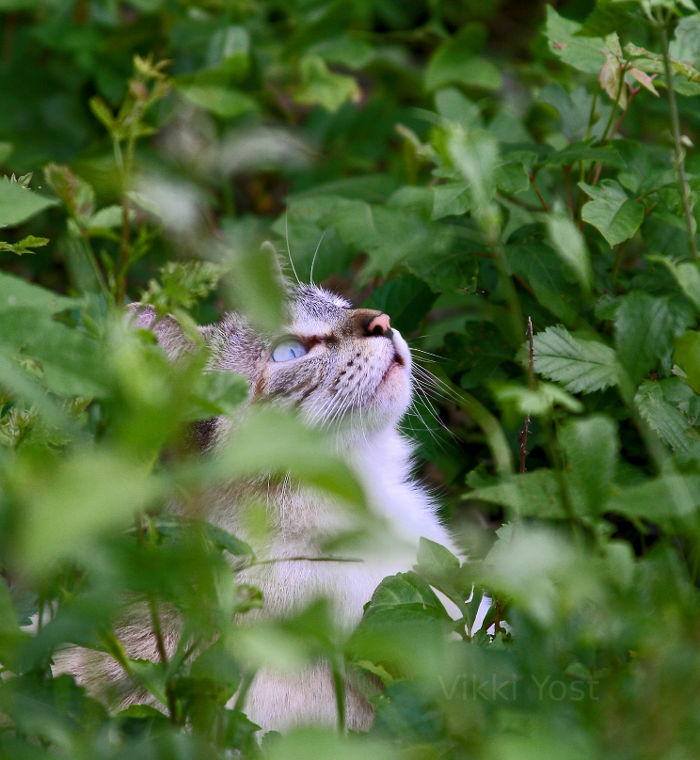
[130,285,413,437]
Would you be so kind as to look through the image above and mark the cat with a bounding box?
[57,283,457,732]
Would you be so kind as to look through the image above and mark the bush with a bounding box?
[1,0,700,758]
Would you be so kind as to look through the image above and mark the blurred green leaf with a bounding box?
[614,292,694,385]
[11,449,163,573]
[546,210,593,292]
[425,26,502,92]
[674,330,700,392]
[0,177,58,228]
[296,56,360,113]
[177,85,258,119]
[559,415,618,515]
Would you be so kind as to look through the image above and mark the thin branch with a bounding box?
[528,172,550,212]
[659,22,698,260]
[518,316,535,473]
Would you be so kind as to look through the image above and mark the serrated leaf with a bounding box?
[0,177,59,228]
[614,292,694,384]
[0,235,49,256]
[635,381,691,452]
[579,179,644,247]
[528,325,620,394]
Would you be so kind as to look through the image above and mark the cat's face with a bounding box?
[210,286,413,433]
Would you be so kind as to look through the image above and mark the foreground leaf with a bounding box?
[0,177,59,228]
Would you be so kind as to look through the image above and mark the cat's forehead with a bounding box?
[287,285,351,332]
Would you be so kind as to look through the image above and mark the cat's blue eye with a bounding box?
[271,338,308,362]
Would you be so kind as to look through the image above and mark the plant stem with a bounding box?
[331,657,346,734]
[659,23,698,260]
[528,172,550,212]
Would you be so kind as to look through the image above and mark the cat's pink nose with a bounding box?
[366,313,391,337]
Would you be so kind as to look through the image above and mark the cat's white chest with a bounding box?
[250,428,452,628]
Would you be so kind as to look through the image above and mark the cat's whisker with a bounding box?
[410,347,446,360]
[411,364,461,404]
[309,230,327,285]
[284,211,302,286]
[411,367,452,404]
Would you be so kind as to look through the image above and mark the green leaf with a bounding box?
[544,6,607,75]
[505,242,580,324]
[224,243,285,333]
[0,141,12,163]
[0,271,76,313]
[528,325,620,394]
[0,308,109,398]
[579,179,644,247]
[606,474,700,527]
[490,380,583,424]
[674,330,700,393]
[634,381,691,452]
[614,292,694,385]
[368,572,445,611]
[362,274,435,334]
[265,728,400,760]
[0,176,58,228]
[309,35,375,69]
[177,85,258,119]
[650,257,700,312]
[559,415,618,515]
[545,140,625,168]
[12,449,164,573]
[540,84,610,141]
[416,537,460,571]
[467,470,566,519]
[296,56,360,113]
[0,235,49,256]
[211,407,366,508]
[142,260,226,313]
[425,28,502,92]
[188,370,248,419]
[546,210,593,291]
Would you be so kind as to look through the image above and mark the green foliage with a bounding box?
[1,0,700,759]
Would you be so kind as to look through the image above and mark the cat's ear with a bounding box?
[126,303,205,360]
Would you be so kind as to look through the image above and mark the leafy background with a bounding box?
[2,0,700,758]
